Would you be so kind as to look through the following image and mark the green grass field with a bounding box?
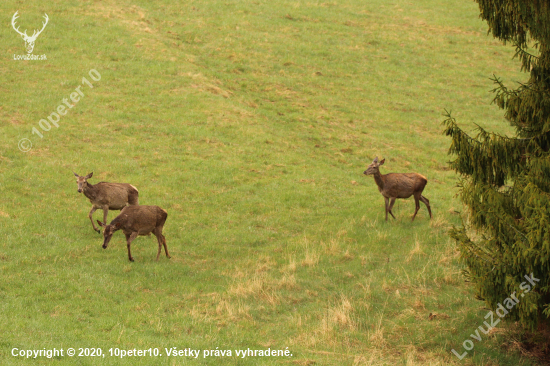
[0,0,534,365]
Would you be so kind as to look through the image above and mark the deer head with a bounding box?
[97,221,122,249]
[12,11,49,54]
[364,157,385,175]
[74,172,93,193]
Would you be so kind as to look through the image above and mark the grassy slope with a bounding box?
[0,0,531,365]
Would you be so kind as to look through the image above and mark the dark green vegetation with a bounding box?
[444,0,550,335]
[0,0,536,364]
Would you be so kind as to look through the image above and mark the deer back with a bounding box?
[380,173,427,199]
[87,182,138,209]
[115,205,167,235]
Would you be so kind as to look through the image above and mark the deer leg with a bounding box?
[412,193,421,221]
[384,197,390,221]
[89,206,100,233]
[161,233,170,259]
[154,229,162,261]
[420,195,432,219]
[388,198,397,220]
[126,232,138,262]
[153,228,171,260]
[102,205,109,226]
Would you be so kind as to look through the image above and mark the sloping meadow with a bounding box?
[0,0,531,365]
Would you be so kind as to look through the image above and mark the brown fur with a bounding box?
[74,172,139,233]
[98,205,170,262]
[364,157,432,221]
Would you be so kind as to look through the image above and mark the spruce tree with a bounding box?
[443,0,550,330]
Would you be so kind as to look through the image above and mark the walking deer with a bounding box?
[97,205,170,262]
[73,172,139,233]
[363,157,432,221]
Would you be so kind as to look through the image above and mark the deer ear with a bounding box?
[373,156,378,163]
[379,159,385,165]
[114,222,122,229]
[85,172,93,179]
[97,220,105,228]
[73,172,79,177]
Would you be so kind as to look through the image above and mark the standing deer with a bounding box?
[73,172,139,233]
[97,205,170,262]
[11,11,49,54]
[363,157,432,221]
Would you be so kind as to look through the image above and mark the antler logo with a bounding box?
[11,11,49,54]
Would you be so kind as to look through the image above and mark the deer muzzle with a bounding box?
[102,235,112,249]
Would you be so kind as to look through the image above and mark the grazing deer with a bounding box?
[97,205,170,262]
[363,157,432,221]
[73,172,139,233]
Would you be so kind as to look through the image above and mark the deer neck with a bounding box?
[110,216,126,231]
[82,182,97,200]
[372,170,385,191]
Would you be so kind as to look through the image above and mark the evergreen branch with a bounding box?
[451,221,496,263]
[471,123,532,142]
[459,239,495,264]
[507,223,529,244]
[512,40,540,72]
[514,80,550,96]
[444,109,532,143]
